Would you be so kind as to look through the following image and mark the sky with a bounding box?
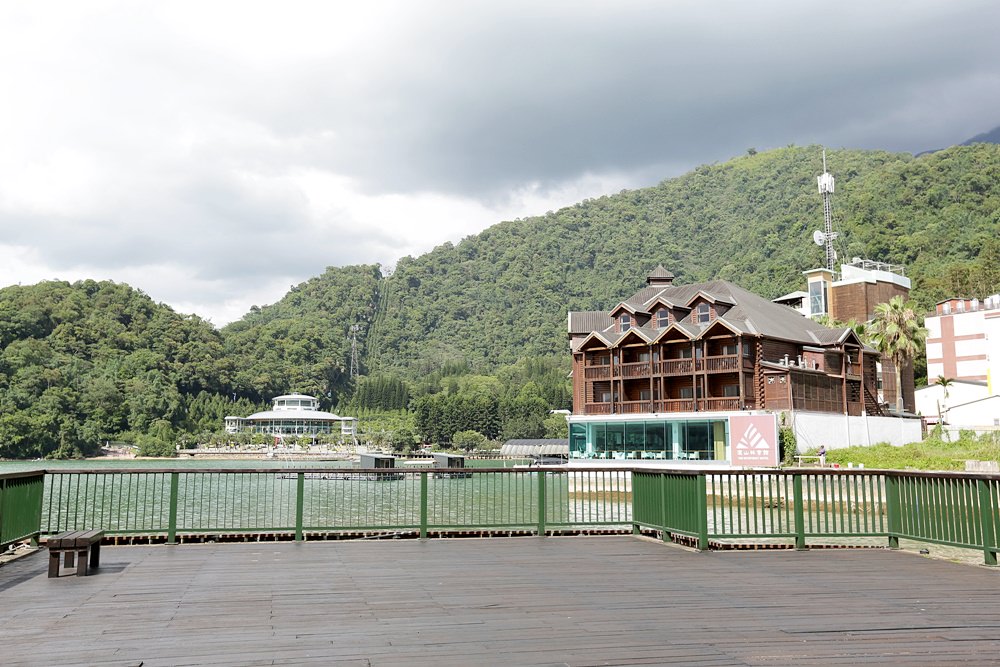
[2,1,999,326]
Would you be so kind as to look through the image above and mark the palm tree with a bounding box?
[867,296,927,414]
[935,376,953,425]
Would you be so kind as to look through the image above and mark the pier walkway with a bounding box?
[2,536,999,666]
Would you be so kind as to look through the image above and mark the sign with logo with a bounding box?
[730,414,779,467]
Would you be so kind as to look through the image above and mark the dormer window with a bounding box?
[619,314,631,332]
[696,303,711,324]
[656,308,670,329]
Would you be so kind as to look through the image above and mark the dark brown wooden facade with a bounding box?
[570,268,884,418]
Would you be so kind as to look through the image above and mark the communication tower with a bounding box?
[813,150,838,272]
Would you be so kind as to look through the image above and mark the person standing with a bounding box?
[818,445,827,467]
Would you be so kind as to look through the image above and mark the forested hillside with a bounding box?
[362,144,1000,375]
[0,280,257,458]
[3,143,999,458]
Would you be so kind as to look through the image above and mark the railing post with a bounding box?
[660,472,671,543]
[885,474,901,549]
[696,473,708,550]
[295,472,305,542]
[537,470,547,536]
[420,472,429,539]
[793,473,806,550]
[167,472,179,545]
[977,478,997,566]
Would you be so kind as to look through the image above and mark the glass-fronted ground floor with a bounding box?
[569,417,729,461]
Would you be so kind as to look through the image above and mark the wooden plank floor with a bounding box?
[2,536,999,666]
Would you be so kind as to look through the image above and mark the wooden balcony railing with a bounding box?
[658,359,694,375]
[583,402,613,415]
[584,366,611,380]
[845,363,862,378]
[655,399,696,413]
[618,400,653,414]
[619,361,651,379]
[699,397,740,411]
[699,355,739,372]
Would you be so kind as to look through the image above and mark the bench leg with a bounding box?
[89,542,101,570]
[76,548,89,576]
[64,550,76,570]
[48,550,61,578]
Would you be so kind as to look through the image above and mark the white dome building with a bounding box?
[225,394,356,437]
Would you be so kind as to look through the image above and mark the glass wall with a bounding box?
[569,418,729,461]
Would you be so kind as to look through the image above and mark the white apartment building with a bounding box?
[925,294,1000,394]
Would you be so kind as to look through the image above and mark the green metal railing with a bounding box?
[11,467,999,565]
[1,471,45,548]
[632,469,1000,565]
[41,468,633,541]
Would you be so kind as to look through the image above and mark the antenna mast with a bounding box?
[814,149,838,272]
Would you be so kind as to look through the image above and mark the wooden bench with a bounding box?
[47,530,104,578]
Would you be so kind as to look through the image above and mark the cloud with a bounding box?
[1,1,999,324]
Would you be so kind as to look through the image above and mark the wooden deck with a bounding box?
[2,536,999,666]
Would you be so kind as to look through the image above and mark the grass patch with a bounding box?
[811,430,1000,471]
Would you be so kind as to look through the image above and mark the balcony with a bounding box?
[616,361,651,379]
[699,355,739,372]
[654,398,696,413]
[618,400,654,414]
[658,359,694,375]
[584,365,611,380]
[583,402,613,415]
[699,397,741,411]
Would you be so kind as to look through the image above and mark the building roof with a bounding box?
[244,409,351,421]
[568,311,614,336]
[500,439,569,456]
[570,274,861,349]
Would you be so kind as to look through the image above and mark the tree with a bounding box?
[935,376,954,424]
[867,296,927,414]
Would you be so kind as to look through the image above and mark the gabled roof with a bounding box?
[694,318,743,340]
[610,301,650,317]
[574,330,617,351]
[569,274,872,349]
[614,327,656,346]
[651,322,696,343]
[685,290,735,308]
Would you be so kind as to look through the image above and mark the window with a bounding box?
[656,308,670,329]
[808,280,828,316]
[722,384,740,397]
[696,303,711,323]
[620,314,631,332]
[722,342,738,356]
[743,342,751,358]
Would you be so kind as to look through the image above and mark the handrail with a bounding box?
[15,467,1000,565]
[40,468,633,543]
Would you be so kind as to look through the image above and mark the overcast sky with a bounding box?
[2,1,999,325]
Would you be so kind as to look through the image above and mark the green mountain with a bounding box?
[236,144,998,380]
[3,143,999,457]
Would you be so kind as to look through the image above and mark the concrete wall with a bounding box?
[786,410,923,451]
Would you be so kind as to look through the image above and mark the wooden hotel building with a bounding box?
[567,267,885,462]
